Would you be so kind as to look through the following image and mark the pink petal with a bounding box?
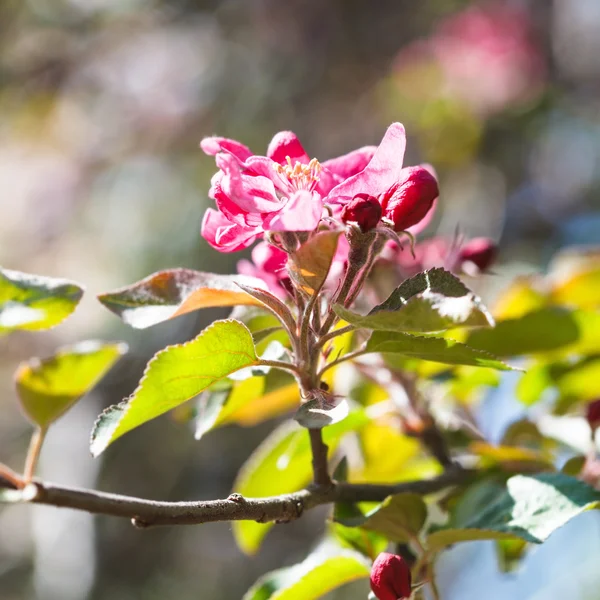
[326,123,407,203]
[318,145,377,194]
[221,172,281,214]
[406,164,439,235]
[200,137,253,162]
[201,208,261,252]
[266,190,323,232]
[244,156,291,193]
[251,241,288,274]
[267,131,310,165]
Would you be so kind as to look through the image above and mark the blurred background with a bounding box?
[1,1,599,599]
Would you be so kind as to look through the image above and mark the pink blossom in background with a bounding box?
[391,1,545,117]
[431,1,545,115]
[237,241,289,298]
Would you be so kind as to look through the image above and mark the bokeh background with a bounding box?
[1,1,599,599]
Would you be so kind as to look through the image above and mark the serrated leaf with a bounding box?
[365,331,515,370]
[233,412,369,555]
[427,473,600,552]
[0,267,84,333]
[98,269,267,329]
[335,268,493,334]
[242,539,371,600]
[90,320,258,456]
[288,231,341,294]
[294,394,349,429]
[334,493,427,543]
[15,341,127,429]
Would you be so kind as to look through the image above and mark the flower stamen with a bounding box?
[277,157,322,191]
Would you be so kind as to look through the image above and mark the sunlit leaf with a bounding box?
[288,231,341,294]
[492,276,547,320]
[0,267,84,333]
[427,473,600,552]
[233,411,369,555]
[242,539,370,600]
[465,308,600,357]
[335,268,493,334]
[334,493,427,543]
[98,269,267,329]
[365,331,515,370]
[90,320,258,456]
[15,341,127,429]
[549,247,600,309]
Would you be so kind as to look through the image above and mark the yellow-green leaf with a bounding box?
[242,539,371,600]
[0,267,84,334]
[90,320,258,456]
[15,341,127,429]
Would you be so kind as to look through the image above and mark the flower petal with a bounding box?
[201,208,261,252]
[200,137,253,162]
[266,190,323,232]
[267,131,310,165]
[326,123,407,203]
[318,145,377,194]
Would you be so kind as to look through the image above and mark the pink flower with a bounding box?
[200,123,410,252]
[341,194,382,232]
[237,241,289,299]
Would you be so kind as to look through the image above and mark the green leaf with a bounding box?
[242,539,370,600]
[335,268,493,334]
[288,231,341,294]
[365,332,515,370]
[427,473,600,552]
[334,493,427,543]
[465,307,600,357]
[0,267,84,334]
[90,320,258,456]
[98,269,267,329]
[15,341,127,429]
[233,411,369,555]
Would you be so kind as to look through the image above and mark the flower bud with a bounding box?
[586,399,600,433]
[341,193,382,232]
[380,166,438,232]
[370,552,412,600]
[459,237,497,272]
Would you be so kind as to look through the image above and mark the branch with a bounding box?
[308,429,332,487]
[13,468,474,528]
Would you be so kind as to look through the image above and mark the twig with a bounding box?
[309,429,332,487]
[0,463,24,489]
[15,467,473,528]
[23,427,46,484]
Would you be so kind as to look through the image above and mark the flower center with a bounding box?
[276,157,322,191]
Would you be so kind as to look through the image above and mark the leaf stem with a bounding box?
[23,427,46,484]
[316,324,356,351]
[317,348,368,379]
[0,463,24,489]
[256,359,302,376]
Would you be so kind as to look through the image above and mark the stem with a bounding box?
[300,291,320,362]
[0,463,24,489]
[256,359,302,376]
[427,560,441,600]
[23,427,46,484]
[316,324,356,351]
[317,348,368,379]
[19,467,473,527]
[308,429,331,487]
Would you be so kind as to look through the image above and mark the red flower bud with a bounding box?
[380,166,438,232]
[459,237,497,272]
[370,552,412,600]
[586,399,600,433]
[341,193,382,232]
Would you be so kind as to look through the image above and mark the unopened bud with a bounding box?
[586,399,600,433]
[459,237,497,272]
[380,166,438,232]
[341,194,382,232]
[370,552,412,600]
